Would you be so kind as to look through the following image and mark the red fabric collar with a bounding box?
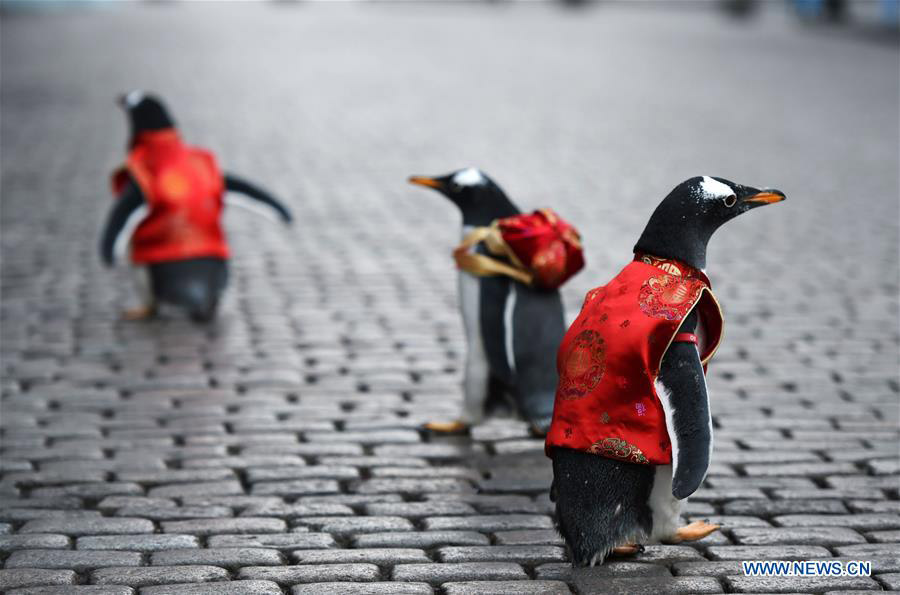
[633,253,711,288]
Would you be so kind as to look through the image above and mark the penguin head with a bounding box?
[118,90,176,144]
[408,168,519,226]
[635,175,785,268]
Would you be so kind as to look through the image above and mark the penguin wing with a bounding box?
[99,180,149,266]
[223,172,292,224]
[655,310,712,500]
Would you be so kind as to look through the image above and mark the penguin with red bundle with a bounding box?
[409,168,583,434]
[99,91,292,322]
[546,176,785,566]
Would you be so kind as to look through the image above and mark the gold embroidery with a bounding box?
[588,437,649,464]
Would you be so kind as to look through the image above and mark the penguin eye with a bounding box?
[723,194,737,208]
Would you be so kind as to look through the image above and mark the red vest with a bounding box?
[111,129,228,264]
[545,255,724,465]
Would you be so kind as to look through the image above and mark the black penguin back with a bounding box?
[550,447,654,566]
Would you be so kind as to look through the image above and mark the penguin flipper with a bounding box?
[550,447,653,566]
[657,310,712,500]
[224,172,292,223]
[100,180,148,266]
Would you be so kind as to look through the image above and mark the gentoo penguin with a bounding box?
[99,91,292,323]
[409,168,567,434]
[546,176,785,565]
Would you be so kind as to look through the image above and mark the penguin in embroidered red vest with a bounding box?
[99,91,292,322]
[546,176,785,566]
[409,168,567,434]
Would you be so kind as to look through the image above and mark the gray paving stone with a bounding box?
[299,494,404,507]
[0,534,71,551]
[292,547,430,564]
[731,527,868,546]
[148,480,244,498]
[352,531,490,548]
[30,484,144,499]
[293,515,414,535]
[423,515,553,532]
[77,534,199,551]
[493,530,565,545]
[0,508,103,522]
[207,533,337,550]
[836,544,900,556]
[7,587,135,595]
[774,514,900,530]
[356,479,475,494]
[724,500,850,515]
[392,562,527,584]
[630,545,707,563]
[5,549,142,570]
[139,581,282,595]
[572,575,723,594]
[291,583,433,595]
[92,566,230,586]
[879,574,900,590]
[535,561,670,580]
[19,517,154,536]
[442,580,572,594]
[114,506,234,520]
[97,497,176,510]
[849,501,900,514]
[240,502,354,518]
[724,575,880,593]
[150,547,284,568]
[364,501,476,518]
[237,564,381,584]
[116,469,236,483]
[0,569,77,590]
[707,545,833,560]
[436,545,567,564]
[179,496,283,509]
[161,518,286,535]
[250,479,341,496]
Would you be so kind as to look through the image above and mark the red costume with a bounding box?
[545,254,724,465]
[111,129,228,264]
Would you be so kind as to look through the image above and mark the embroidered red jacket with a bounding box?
[545,255,724,465]
[111,129,228,264]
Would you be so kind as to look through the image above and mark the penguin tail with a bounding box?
[183,280,221,323]
[550,447,653,567]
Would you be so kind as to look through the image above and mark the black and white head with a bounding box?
[117,90,176,145]
[408,167,519,226]
[634,176,785,269]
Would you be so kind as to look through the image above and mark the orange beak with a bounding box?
[408,176,443,189]
[744,190,786,205]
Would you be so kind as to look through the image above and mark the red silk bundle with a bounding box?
[496,209,585,290]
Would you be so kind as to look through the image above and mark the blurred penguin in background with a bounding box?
[100,91,292,322]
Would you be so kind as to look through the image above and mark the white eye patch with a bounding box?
[698,176,734,200]
[125,90,145,108]
[452,168,486,187]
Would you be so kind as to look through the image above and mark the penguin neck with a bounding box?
[460,196,520,227]
[129,127,180,150]
[633,220,712,271]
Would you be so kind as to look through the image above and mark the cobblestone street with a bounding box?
[1,3,898,593]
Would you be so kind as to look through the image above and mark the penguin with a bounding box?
[546,176,785,566]
[408,168,567,434]
[99,91,292,323]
